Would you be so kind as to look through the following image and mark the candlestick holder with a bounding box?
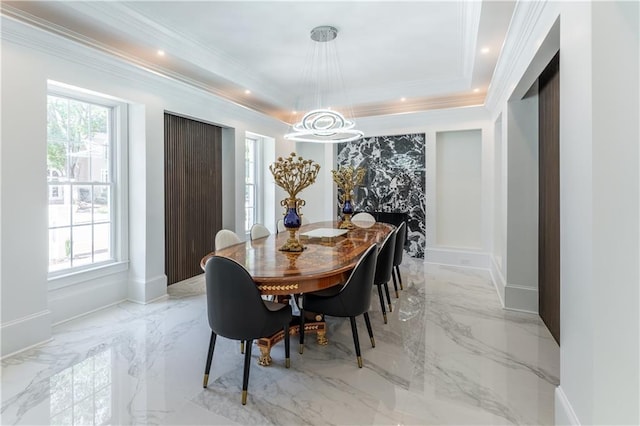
[331,166,365,229]
[270,153,320,251]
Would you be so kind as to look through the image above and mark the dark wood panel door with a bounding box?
[164,113,222,285]
[538,52,560,344]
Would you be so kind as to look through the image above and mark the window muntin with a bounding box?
[244,136,260,233]
[47,93,116,274]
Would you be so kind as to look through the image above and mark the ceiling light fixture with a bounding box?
[284,25,364,144]
[157,50,165,56]
[481,47,490,54]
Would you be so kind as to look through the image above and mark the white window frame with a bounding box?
[245,133,263,235]
[47,82,129,288]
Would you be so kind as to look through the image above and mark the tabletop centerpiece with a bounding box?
[270,152,320,252]
[331,166,365,229]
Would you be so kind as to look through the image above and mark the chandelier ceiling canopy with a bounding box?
[284,25,364,144]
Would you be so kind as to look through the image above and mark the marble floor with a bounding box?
[1,258,559,425]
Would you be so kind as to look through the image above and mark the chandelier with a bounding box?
[284,26,364,144]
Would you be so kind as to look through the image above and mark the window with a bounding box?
[244,135,261,233]
[47,88,125,276]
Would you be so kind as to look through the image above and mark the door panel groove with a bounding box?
[164,114,222,285]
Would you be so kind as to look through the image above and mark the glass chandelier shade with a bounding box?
[284,26,364,144]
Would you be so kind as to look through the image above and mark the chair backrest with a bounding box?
[332,244,378,316]
[250,223,270,241]
[352,212,376,223]
[393,221,407,267]
[374,229,397,286]
[205,256,280,340]
[215,229,242,250]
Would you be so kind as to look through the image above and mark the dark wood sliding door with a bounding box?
[164,113,222,285]
[538,52,560,343]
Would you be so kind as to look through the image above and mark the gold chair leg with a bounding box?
[357,356,363,368]
[241,390,248,405]
[240,341,245,354]
[203,374,209,388]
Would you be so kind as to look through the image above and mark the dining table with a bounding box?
[200,220,394,366]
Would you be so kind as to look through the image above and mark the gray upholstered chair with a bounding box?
[391,221,407,298]
[373,230,397,324]
[250,223,270,240]
[203,256,292,405]
[299,244,378,367]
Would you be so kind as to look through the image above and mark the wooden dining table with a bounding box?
[200,220,394,366]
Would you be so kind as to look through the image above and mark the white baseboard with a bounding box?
[1,309,52,358]
[48,269,129,324]
[487,254,538,313]
[425,247,490,269]
[555,386,581,425]
[504,283,538,313]
[128,274,167,304]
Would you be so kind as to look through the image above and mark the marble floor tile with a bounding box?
[1,258,559,425]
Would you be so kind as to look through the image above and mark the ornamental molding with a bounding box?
[0,12,284,128]
[484,0,550,116]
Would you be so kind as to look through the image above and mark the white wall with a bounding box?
[486,1,639,424]
[491,113,506,302]
[435,129,483,249]
[0,18,288,356]
[505,95,539,312]
[590,2,639,422]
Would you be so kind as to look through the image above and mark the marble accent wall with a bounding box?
[337,133,426,257]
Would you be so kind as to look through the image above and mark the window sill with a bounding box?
[48,261,129,291]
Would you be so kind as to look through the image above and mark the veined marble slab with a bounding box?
[1,258,558,425]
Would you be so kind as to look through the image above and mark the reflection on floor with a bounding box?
[1,257,559,425]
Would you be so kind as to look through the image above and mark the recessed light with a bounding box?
[157,50,165,56]
[244,89,251,95]
[473,88,480,93]
[480,47,490,54]
[400,97,406,102]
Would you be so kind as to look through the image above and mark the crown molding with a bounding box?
[0,6,287,122]
[1,2,494,123]
[484,0,549,115]
[81,2,287,107]
[0,14,286,128]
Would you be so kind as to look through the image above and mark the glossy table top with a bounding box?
[201,221,394,295]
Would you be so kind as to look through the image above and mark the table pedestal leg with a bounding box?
[316,329,328,345]
[258,346,272,366]
[256,317,327,366]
